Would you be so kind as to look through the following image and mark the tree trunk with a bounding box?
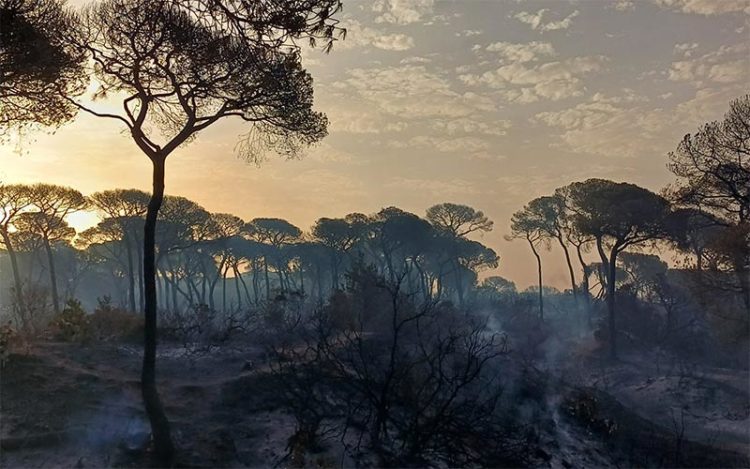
[125,238,137,312]
[222,265,228,312]
[142,156,175,466]
[1,230,27,330]
[607,247,619,360]
[251,259,259,304]
[264,258,270,298]
[276,258,285,293]
[137,239,145,312]
[233,264,244,310]
[43,237,60,315]
[557,236,577,300]
[208,257,225,311]
[528,238,544,320]
[575,244,592,327]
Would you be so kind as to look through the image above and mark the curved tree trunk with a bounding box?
[1,231,27,330]
[528,237,544,320]
[233,264,243,310]
[43,237,60,315]
[557,236,577,300]
[142,156,175,466]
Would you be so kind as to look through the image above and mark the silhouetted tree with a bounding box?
[243,218,302,296]
[667,94,750,224]
[0,0,85,133]
[666,96,750,318]
[24,184,85,313]
[89,189,149,312]
[426,202,493,237]
[509,203,550,320]
[14,211,76,314]
[311,215,367,288]
[203,213,244,311]
[60,0,341,459]
[565,179,671,358]
[0,183,33,324]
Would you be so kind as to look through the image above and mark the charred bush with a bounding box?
[265,264,533,467]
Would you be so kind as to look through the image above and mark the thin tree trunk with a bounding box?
[236,265,252,305]
[233,264,243,310]
[142,156,174,465]
[156,271,163,310]
[557,236,577,300]
[528,239,544,320]
[607,248,619,360]
[136,240,144,312]
[125,237,137,312]
[251,259,259,304]
[276,258,285,293]
[575,244,592,327]
[200,275,207,304]
[222,264,228,312]
[264,258,270,298]
[208,257,225,311]
[43,238,60,314]
[1,230,26,330]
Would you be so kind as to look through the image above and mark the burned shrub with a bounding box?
[88,296,142,342]
[266,265,532,467]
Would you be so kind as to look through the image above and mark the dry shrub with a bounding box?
[89,296,142,342]
[49,298,89,342]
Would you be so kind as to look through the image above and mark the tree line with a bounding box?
[508,95,749,359]
[0,190,500,318]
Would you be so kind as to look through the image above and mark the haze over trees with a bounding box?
[0,0,748,466]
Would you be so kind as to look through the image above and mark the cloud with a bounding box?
[612,1,635,11]
[533,87,744,158]
[674,42,699,57]
[372,0,435,24]
[387,135,482,151]
[329,108,407,134]
[432,117,512,136]
[484,41,557,63]
[650,0,750,15]
[668,43,749,86]
[514,9,580,32]
[400,56,432,64]
[338,20,415,51]
[460,56,609,102]
[386,177,482,197]
[334,65,497,119]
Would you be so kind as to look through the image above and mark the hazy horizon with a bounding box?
[2,0,747,289]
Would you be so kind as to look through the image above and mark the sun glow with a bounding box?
[66,210,100,233]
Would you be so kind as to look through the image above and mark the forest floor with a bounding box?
[1,340,748,468]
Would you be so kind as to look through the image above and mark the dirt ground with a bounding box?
[1,341,748,468]
[1,342,297,468]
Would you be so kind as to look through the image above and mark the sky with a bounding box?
[2,0,749,289]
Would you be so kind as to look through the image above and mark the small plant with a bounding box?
[50,299,90,342]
